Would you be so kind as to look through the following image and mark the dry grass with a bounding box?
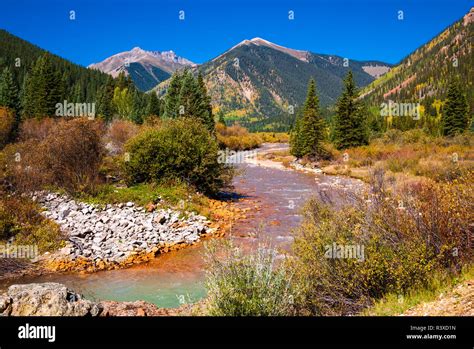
[216,123,288,151]
[290,169,473,315]
[321,131,474,184]
[0,107,16,148]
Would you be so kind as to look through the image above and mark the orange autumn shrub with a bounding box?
[18,117,57,142]
[105,119,140,155]
[1,118,105,194]
[0,107,16,148]
[216,123,262,150]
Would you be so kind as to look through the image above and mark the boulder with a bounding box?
[0,295,12,315]
[2,283,102,316]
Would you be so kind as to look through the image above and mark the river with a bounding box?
[0,143,364,308]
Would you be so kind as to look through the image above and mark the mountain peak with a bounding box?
[88,47,194,90]
[239,37,310,62]
[249,37,270,43]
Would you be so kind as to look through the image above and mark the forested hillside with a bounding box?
[361,8,473,125]
[0,29,109,104]
[0,30,162,123]
[196,38,390,131]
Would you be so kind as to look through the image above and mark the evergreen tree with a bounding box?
[178,69,199,118]
[333,71,368,149]
[290,79,326,159]
[145,92,161,117]
[130,89,147,124]
[163,70,183,118]
[21,53,62,118]
[195,72,215,131]
[289,111,304,158]
[96,76,116,121]
[115,71,134,90]
[442,79,470,136]
[0,67,19,112]
[71,82,82,103]
[300,79,326,158]
[217,110,226,126]
[163,69,214,131]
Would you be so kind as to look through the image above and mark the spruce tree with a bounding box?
[291,79,326,159]
[333,71,368,150]
[163,70,183,118]
[163,70,214,131]
[178,69,198,118]
[442,79,470,136]
[195,72,214,131]
[97,77,116,121]
[21,53,62,118]
[0,67,19,112]
[115,71,134,90]
[145,92,161,117]
[217,110,226,126]
[289,111,304,158]
[130,89,147,124]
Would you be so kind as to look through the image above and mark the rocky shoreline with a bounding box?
[0,282,196,316]
[35,192,218,273]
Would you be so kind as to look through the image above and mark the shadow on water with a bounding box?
[215,190,251,201]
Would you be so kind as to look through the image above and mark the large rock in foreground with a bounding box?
[0,283,102,316]
[0,282,198,316]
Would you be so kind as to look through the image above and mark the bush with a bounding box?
[18,117,57,142]
[257,132,289,143]
[204,241,298,316]
[1,118,105,194]
[290,169,472,315]
[0,107,16,148]
[0,201,17,240]
[0,195,64,252]
[105,119,140,155]
[39,118,105,193]
[216,123,262,150]
[124,118,230,194]
[0,140,50,193]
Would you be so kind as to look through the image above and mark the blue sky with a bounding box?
[0,0,472,66]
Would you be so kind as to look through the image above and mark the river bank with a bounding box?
[0,191,245,282]
[0,143,365,309]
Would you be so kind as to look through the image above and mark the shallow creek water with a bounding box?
[0,143,364,308]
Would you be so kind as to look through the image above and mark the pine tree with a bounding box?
[21,53,62,118]
[442,79,470,136]
[217,110,226,126]
[289,79,326,159]
[130,89,146,124]
[115,71,134,90]
[97,76,116,121]
[333,71,368,150]
[195,72,215,131]
[163,71,183,118]
[145,92,161,117]
[0,67,19,112]
[163,69,214,131]
[289,111,304,158]
[178,69,198,118]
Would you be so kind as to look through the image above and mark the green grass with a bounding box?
[363,265,474,316]
[77,182,211,218]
